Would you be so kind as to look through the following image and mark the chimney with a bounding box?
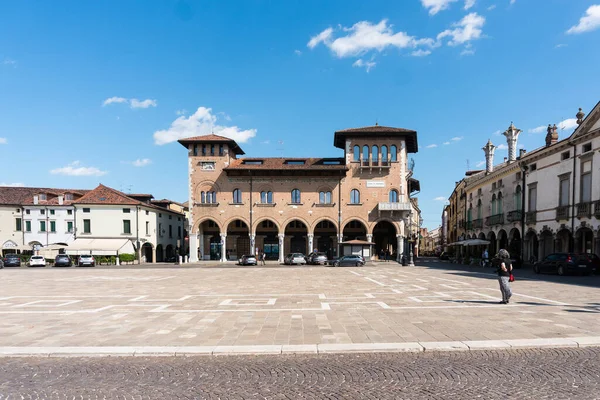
[545,124,558,146]
[33,195,39,205]
[58,195,64,205]
[503,122,522,162]
[482,139,496,174]
[576,108,585,125]
[519,149,527,159]
[504,157,508,163]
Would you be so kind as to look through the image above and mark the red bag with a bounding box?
[509,273,515,282]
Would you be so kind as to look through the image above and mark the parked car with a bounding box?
[0,258,3,268]
[54,254,72,267]
[239,254,257,266]
[307,252,328,265]
[332,255,365,267]
[77,254,95,267]
[28,255,46,267]
[3,253,21,267]
[284,253,307,265]
[533,253,596,276]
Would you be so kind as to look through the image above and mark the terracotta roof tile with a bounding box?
[0,187,89,206]
[73,184,142,205]
[333,125,418,153]
[177,134,245,155]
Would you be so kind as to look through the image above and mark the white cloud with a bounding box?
[153,106,257,146]
[411,49,432,57]
[176,109,187,116]
[555,43,567,48]
[437,13,485,46]
[493,129,503,136]
[103,97,157,109]
[294,49,302,55]
[528,117,579,134]
[567,5,600,34]
[443,141,451,145]
[353,59,376,72]
[50,161,107,177]
[2,58,17,67]
[130,98,157,109]
[426,144,438,148]
[262,140,271,145]
[487,5,496,10]
[103,97,128,106]
[421,0,458,15]
[0,137,7,144]
[434,196,447,201]
[0,182,25,187]
[464,0,476,10]
[451,136,463,141]
[497,144,508,150]
[460,48,475,56]
[307,20,434,59]
[132,158,152,167]
[475,161,485,167]
[528,125,546,134]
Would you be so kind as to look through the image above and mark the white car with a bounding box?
[284,253,307,265]
[28,255,46,267]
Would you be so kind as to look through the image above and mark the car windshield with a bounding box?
[80,255,92,258]
[31,256,43,260]
[6,254,18,258]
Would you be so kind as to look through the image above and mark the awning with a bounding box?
[340,240,375,245]
[65,238,135,255]
[461,239,490,246]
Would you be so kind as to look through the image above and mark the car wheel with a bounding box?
[333,262,339,267]
[557,265,565,276]
[533,265,540,274]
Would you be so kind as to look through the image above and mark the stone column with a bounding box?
[337,234,344,256]
[220,233,227,262]
[152,246,157,264]
[250,233,256,256]
[396,234,404,262]
[366,234,373,261]
[198,234,204,261]
[189,234,199,262]
[278,234,285,263]
[307,233,314,254]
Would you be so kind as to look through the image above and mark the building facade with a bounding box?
[182,125,421,263]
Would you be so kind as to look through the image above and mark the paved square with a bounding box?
[0,262,599,347]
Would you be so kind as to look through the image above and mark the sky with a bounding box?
[1,0,600,230]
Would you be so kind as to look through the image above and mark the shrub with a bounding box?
[119,253,136,264]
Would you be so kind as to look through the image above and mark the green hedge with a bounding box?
[118,253,136,264]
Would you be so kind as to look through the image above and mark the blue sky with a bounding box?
[1,0,599,229]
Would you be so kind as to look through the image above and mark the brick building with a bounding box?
[181,125,420,263]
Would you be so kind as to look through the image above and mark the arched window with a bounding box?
[491,194,497,215]
[319,191,332,204]
[260,191,273,204]
[515,186,522,211]
[201,191,206,203]
[371,145,379,166]
[210,191,216,203]
[291,189,301,204]
[233,189,242,204]
[350,189,360,204]
[390,145,397,162]
[362,145,369,163]
[477,199,482,219]
[381,145,388,165]
[498,192,503,214]
[389,190,399,203]
[353,145,360,162]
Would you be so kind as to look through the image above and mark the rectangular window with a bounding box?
[83,208,90,213]
[123,208,131,213]
[528,186,537,211]
[219,144,224,156]
[169,215,172,220]
[193,144,198,156]
[583,143,592,153]
[210,144,215,156]
[25,220,31,232]
[123,220,131,234]
[202,144,206,156]
[159,223,162,236]
[15,218,22,231]
[581,161,592,202]
[83,219,91,233]
[146,210,149,215]
[65,193,73,200]
[67,209,73,215]
[530,163,537,171]
[26,209,30,215]
[146,221,149,235]
[39,193,47,201]
[178,226,181,239]
[50,221,56,232]
[67,221,73,233]
[561,151,570,161]
[40,209,45,215]
[559,177,570,206]
[169,225,172,238]
[50,210,55,215]
[40,221,46,232]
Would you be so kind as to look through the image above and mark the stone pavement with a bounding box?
[0,259,599,351]
[1,348,599,399]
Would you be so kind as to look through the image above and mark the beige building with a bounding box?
[181,125,421,262]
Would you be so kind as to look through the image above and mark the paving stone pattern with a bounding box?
[0,261,599,347]
[1,348,599,399]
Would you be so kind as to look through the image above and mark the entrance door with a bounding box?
[236,236,250,257]
[290,236,306,253]
[263,236,279,260]
[210,236,221,260]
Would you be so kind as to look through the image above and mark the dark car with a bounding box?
[239,254,257,266]
[54,254,72,267]
[307,252,328,265]
[332,255,365,267]
[533,253,596,276]
[577,253,600,275]
[3,254,21,267]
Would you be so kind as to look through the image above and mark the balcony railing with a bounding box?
[556,205,569,221]
[595,200,600,218]
[525,211,536,224]
[507,210,522,223]
[360,159,391,168]
[485,213,504,226]
[577,202,592,218]
[378,202,412,211]
[472,219,483,229]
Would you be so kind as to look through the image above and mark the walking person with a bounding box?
[496,249,512,304]
[481,248,489,267]
[260,249,266,266]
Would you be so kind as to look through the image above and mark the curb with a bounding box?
[1,337,599,357]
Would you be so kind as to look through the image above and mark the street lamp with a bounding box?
[405,212,415,266]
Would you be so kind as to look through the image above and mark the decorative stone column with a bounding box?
[366,234,373,261]
[249,233,256,256]
[220,233,227,262]
[396,234,404,263]
[278,234,285,263]
[307,233,314,254]
[198,234,204,261]
[189,234,199,263]
[503,122,522,163]
[337,234,344,257]
[152,246,157,264]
